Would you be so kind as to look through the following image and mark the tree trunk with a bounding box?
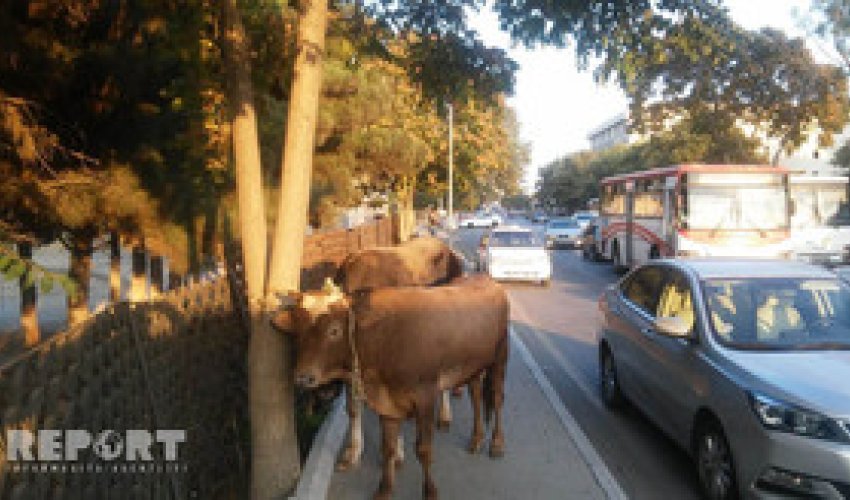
[109,232,122,302]
[150,256,164,298]
[130,245,147,302]
[222,0,301,498]
[68,241,92,325]
[267,0,328,294]
[261,1,329,494]
[18,241,39,346]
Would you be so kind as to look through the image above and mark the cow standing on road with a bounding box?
[273,275,508,500]
[333,237,464,470]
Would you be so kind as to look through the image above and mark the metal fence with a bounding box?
[0,217,398,499]
[0,277,249,500]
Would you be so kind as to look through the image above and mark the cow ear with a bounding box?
[271,310,294,334]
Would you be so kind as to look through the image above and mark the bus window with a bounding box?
[635,179,663,217]
[602,184,625,216]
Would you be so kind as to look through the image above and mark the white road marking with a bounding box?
[510,309,628,500]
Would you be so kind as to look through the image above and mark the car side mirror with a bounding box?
[653,316,692,338]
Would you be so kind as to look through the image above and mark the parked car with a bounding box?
[545,218,583,248]
[463,212,502,228]
[480,226,551,286]
[599,259,850,500]
[530,211,549,224]
[580,222,602,261]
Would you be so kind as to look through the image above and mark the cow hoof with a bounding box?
[436,419,451,432]
[423,483,438,500]
[489,443,505,458]
[336,448,361,471]
[373,491,391,500]
[467,438,483,454]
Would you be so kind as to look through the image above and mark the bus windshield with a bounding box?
[682,173,788,231]
[791,183,850,229]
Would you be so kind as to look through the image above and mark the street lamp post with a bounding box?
[447,102,454,228]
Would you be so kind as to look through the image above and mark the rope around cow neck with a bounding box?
[347,307,365,402]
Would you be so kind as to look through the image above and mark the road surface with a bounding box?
[450,219,702,500]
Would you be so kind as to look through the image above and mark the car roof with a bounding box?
[657,259,837,280]
[491,225,531,233]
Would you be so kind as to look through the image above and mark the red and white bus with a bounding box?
[598,165,792,269]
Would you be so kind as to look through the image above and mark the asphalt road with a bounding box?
[450,219,703,500]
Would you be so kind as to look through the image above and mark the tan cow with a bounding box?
[273,276,508,500]
[335,236,464,293]
[334,237,465,469]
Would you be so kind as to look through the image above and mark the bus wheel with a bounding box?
[611,242,624,272]
[649,246,660,260]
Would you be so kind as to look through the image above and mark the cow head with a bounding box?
[271,278,353,389]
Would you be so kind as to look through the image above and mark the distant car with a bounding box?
[531,211,549,224]
[464,212,501,228]
[573,211,597,229]
[545,218,583,249]
[580,223,602,261]
[481,226,551,286]
[599,259,850,500]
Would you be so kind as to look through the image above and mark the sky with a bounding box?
[466,0,826,192]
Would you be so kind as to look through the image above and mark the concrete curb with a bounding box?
[289,395,348,500]
[510,327,629,500]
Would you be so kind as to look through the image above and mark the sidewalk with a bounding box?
[326,330,612,500]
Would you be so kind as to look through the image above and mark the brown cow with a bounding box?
[335,236,464,293]
[273,276,508,500]
[334,237,464,469]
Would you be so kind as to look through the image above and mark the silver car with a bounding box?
[598,259,850,499]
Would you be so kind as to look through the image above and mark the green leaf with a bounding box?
[4,261,26,280]
[59,276,78,300]
[40,275,55,294]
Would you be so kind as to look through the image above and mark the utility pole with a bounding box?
[447,102,454,228]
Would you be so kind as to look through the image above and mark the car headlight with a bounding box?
[747,392,850,444]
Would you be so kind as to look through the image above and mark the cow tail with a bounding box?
[483,365,495,425]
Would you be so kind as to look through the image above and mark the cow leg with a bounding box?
[489,340,509,458]
[393,434,405,465]
[415,396,438,500]
[467,373,484,454]
[337,384,363,470]
[436,390,451,431]
[374,416,402,500]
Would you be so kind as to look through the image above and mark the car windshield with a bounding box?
[549,220,578,229]
[703,277,850,350]
[490,231,541,247]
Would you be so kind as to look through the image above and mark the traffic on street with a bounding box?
[449,206,850,500]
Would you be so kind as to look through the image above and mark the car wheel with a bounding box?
[599,347,625,409]
[467,222,474,228]
[540,279,550,287]
[695,421,738,500]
